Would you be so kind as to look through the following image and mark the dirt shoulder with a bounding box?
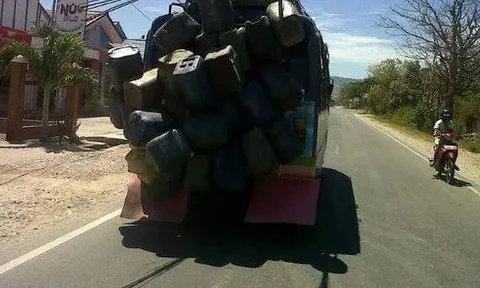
[355,112,480,187]
[0,117,131,246]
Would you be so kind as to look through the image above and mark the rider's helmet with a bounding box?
[441,109,452,122]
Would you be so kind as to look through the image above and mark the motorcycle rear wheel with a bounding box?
[445,158,456,185]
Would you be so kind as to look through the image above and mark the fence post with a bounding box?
[6,55,27,142]
[65,85,81,131]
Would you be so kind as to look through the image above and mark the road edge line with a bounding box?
[353,114,480,196]
[354,115,430,162]
[0,208,122,276]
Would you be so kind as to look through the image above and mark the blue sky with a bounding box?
[41,0,401,79]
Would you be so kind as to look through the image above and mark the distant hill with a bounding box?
[331,76,362,100]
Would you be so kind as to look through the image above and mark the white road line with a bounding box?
[468,186,480,197]
[353,114,480,197]
[335,145,340,155]
[0,209,122,276]
[355,115,429,162]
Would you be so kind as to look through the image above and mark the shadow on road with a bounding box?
[0,136,127,153]
[451,178,471,188]
[432,174,472,188]
[119,168,360,285]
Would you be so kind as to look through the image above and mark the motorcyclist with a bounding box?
[429,109,454,169]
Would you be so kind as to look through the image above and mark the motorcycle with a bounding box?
[431,132,460,184]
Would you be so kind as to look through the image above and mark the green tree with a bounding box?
[0,23,98,141]
[366,59,403,114]
[379,0,480,114]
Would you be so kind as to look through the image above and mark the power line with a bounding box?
[132,3,153,21]
[103,0,141,14]
[84,0,126,10]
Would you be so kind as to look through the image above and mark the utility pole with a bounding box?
[51,0,58,25]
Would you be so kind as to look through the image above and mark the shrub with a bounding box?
[461,136,480,154]
[455,95,480,133]
[411,106,436,132]
[390,106,415,127]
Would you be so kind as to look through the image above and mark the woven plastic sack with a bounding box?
[258,63,303,113]
[108,46,143,94]
[183,114,229,150]
[266,0,305,47]
[124,69,162,109]
[197,0,236,33]
[153,12,201,55]
[145,129,192,180]
[241,127,279,179]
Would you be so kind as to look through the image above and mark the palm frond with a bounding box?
[54,33,86,67]
[0,41,41,78]
[33,23,57,39]
[58,63,100,108]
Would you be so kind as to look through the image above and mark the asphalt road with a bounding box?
[1,107,480,288]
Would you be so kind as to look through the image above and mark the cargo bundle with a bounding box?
[107,0,316,201]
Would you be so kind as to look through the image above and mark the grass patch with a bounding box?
[371,115,480,154]
[373,115,432,143]
[462,136,480,153]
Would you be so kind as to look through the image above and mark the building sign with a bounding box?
[0,26,32,48]
[55,0,88,37]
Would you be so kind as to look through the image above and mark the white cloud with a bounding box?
[143,6,168,14]
[311,11,347,32]
[306,9,399,65]
[322,32,400,64]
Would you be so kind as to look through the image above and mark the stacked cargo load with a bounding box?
[107,0,323,203]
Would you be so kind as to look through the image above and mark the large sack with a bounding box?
[241,128,279,179]
[245,16,282,63]
[219,27,252,72]
[125,146,158,184]
[141,173,183,201]
[107,88,124,129]
[196,0,236,33]
[219,99,250,134]
[185,154,212,192]
[172,55,215,111]
[284,17,321,102]
[234,7,266,24]
[145,129,192,180]
[266,0,305,47]
[108,45,143,94]
[283,57,308,89]
[205,45,244,97]
[121,104,136,139]
[144,14,172,70]
[183,114,229,150]
[263,120,303,164]
[214,144,246,191]
[195,33,219,57]
[162,97,187,122]
[158,49,194,119]
[153,12,201,55]
[258,63,303,113]
[239,81,276,125]
[185,0,202,23]
[125,111,172,147]
[124,69,163,109]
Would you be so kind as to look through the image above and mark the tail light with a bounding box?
[293,117,307,149]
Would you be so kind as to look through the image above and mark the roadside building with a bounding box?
[1,0,127,113]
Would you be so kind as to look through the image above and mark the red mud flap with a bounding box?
[245,166,321,226]
[121,165,321,226]
[120,175,188,223]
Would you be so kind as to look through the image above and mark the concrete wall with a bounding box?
[0,0,40,32]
